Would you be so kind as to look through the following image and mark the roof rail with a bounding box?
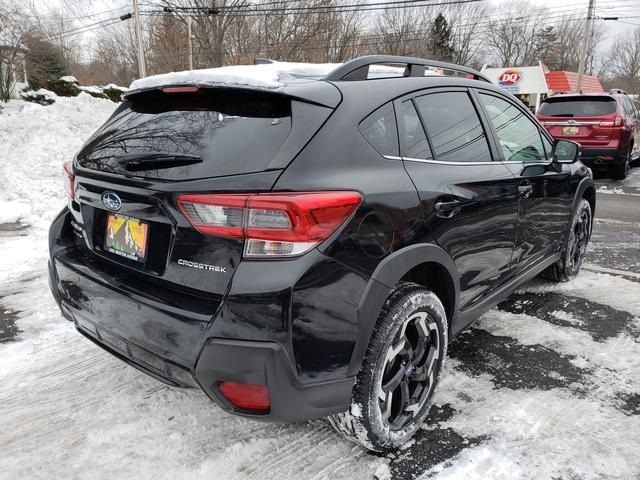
[324,55,491,83]
[609,88,628,96]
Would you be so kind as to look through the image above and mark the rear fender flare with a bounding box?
[347,243,460,376]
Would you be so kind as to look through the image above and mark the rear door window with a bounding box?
[414,91,492,163]
[76,89,293,180]
[538,97,617,117]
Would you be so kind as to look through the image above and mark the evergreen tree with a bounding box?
[429,13,454,62]
[534,26,559,69]
[23,35,68,90]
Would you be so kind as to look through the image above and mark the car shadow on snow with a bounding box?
[384,404,486,480]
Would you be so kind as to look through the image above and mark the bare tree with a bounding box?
[607,27,640,95]
[0,2,29,101]
[484,0,545,67]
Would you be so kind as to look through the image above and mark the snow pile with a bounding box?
[0,94,116,283]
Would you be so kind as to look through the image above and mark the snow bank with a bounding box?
[0,93,116,283]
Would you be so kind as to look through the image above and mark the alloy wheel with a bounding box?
[377,311,440,429]
[569,208,591,274]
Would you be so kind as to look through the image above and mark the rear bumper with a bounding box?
[48,208,356,422]
[579,147,626,168]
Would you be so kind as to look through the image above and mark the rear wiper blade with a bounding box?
[116,152,202,171]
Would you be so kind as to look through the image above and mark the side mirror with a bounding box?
[552,139,581,164]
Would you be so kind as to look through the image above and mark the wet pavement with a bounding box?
[1,169,639,479]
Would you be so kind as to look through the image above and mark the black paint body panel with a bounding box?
[48,71,595,422]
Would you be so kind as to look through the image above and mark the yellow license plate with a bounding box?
[562,126,580,135]
[105,214,149,261]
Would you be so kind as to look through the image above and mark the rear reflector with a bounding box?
[178,191,362,258]
[219,381,270,412]
[63,161,75,201]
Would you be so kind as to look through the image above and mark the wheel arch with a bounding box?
[564,177,596,251]
[347,243,460,376]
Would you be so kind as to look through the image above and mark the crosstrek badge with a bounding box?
[177,259,227,273]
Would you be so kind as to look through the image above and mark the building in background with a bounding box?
[481,61,604,113]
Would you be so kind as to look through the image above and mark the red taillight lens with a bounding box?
[177,191,362,257]
[63,161,75,201]
[219,381,269,412]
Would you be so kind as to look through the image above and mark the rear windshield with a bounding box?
[76,88,292,180]
[538,96,616,117]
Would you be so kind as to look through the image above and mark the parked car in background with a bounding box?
[537,90,640,179]
[49,56,595,451]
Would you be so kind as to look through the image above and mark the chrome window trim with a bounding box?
[385,155,554,167]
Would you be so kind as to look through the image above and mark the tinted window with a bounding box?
[77,89,292,180]
[414,91,492,163]
[359,102,399,156]
[399,100,432,159]
[538,96,617,117]
[479,93,545,163]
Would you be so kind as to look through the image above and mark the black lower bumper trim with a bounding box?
[195,338,354,422]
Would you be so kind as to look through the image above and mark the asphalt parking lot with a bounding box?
[1,168,639,480]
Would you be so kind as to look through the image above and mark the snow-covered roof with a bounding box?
[129,62,341,92]
[59,75,79,84]
[127,61,438,93]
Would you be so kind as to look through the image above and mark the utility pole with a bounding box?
[576,0,595,92]
[187,15,193,70]
[133,0,146,78]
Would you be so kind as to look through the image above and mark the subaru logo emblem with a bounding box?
[102,192,122,211]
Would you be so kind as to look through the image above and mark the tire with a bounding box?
[540,198,592,282]
[612,147,631,180]
[327,282,448,451]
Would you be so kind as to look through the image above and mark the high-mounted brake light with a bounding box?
[161,86,200,94]
[177,191,362,258]
[63,161,75,201]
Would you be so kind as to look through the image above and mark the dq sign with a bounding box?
[498,70,521,86]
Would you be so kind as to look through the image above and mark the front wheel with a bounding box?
[540,198,592,282]
[327,283,448,451]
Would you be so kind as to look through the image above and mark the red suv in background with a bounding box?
[537,90,640,179]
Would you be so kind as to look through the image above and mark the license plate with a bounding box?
[105,213,149,262]
[562,126,580,135]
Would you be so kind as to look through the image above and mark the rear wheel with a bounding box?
[540,198,592,282]
[327,283,447,451]
[612,147,631,180]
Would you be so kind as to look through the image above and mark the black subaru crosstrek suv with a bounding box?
[49,56,595,451]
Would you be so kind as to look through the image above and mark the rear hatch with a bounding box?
[537,95,618,146]
[71,86,335,298]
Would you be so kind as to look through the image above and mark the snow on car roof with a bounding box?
[128,61,441,93]
[128,62,341,92]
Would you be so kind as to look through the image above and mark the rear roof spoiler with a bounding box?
[324,55,491,83]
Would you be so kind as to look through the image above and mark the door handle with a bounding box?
[518,183,533,199]
[435,200,461,219]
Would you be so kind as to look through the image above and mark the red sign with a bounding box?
[498,70,521,85]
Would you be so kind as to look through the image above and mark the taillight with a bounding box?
[177,191,362,258]
[63,161,75,201]
[599,116,623,128]
[219,381,269,412]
